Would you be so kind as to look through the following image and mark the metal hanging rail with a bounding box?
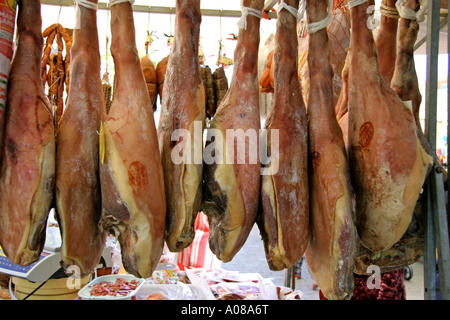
[414,14,448,52]
[424,0,450,300]
[41,0,278,19]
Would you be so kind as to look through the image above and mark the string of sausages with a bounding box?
[41,23,71,128]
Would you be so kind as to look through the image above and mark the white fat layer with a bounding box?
[360,134,433,251]
[104,124,154,277]
[19,136,55,264]
[212,123,245,260]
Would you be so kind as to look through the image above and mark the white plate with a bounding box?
[135,282,215,300]
[78,274,145,300]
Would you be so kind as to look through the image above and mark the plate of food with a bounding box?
[78,274,145,300]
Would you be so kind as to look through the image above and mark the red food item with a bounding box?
[89,278,141,297]
[146,293,164,300]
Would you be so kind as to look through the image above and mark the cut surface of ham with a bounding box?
[100,1,166,278]
[55,0,106,276]
[0,0,55,266]
[304,0,357,300]
[202,0,263,262]
[347,0,433,252]
[157,0,205,252]
[257,0,309,271]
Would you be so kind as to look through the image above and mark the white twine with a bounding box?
[277,0,306,22]
[308,0,333,34]
[396,0,427,22]
[348,0,368,9]
[110,0,135,6]
[237,0,263,30]
[75,0,98,10]
[416,0,428,22]
[74,0,98,29]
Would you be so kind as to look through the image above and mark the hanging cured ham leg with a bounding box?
[100,0,166,278]
[157,0,204,252]
[202,0,263,262]
[304,0,357,300]
[375,0,399,84]
[347,0,432,252]
[55,0,106,276]
[257,0,308,271]
[0,0,55,265]
[391,0,430,154]
[352,0,431,272]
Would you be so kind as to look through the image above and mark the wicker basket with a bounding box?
[11,275,91,300]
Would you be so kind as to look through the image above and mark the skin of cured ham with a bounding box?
[100,1,166,278]
[202,0,263,262]
[351,0,431,275]
[304,0,358,300]
[257,0,309,271]
[347,0,432,252]
[55,0,106,277]
[0,0,55,266]
[157,0,205,252]
[390,0,430,154]
[375,0,399,84]
[335,54,349,144]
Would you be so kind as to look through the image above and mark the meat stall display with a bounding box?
[0,0,446,301]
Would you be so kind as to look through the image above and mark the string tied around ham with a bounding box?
[237,0,263,30]
[380,2,400,19]
[277,0,306,22]
[396,0,428,23]
[307,0,333,34]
